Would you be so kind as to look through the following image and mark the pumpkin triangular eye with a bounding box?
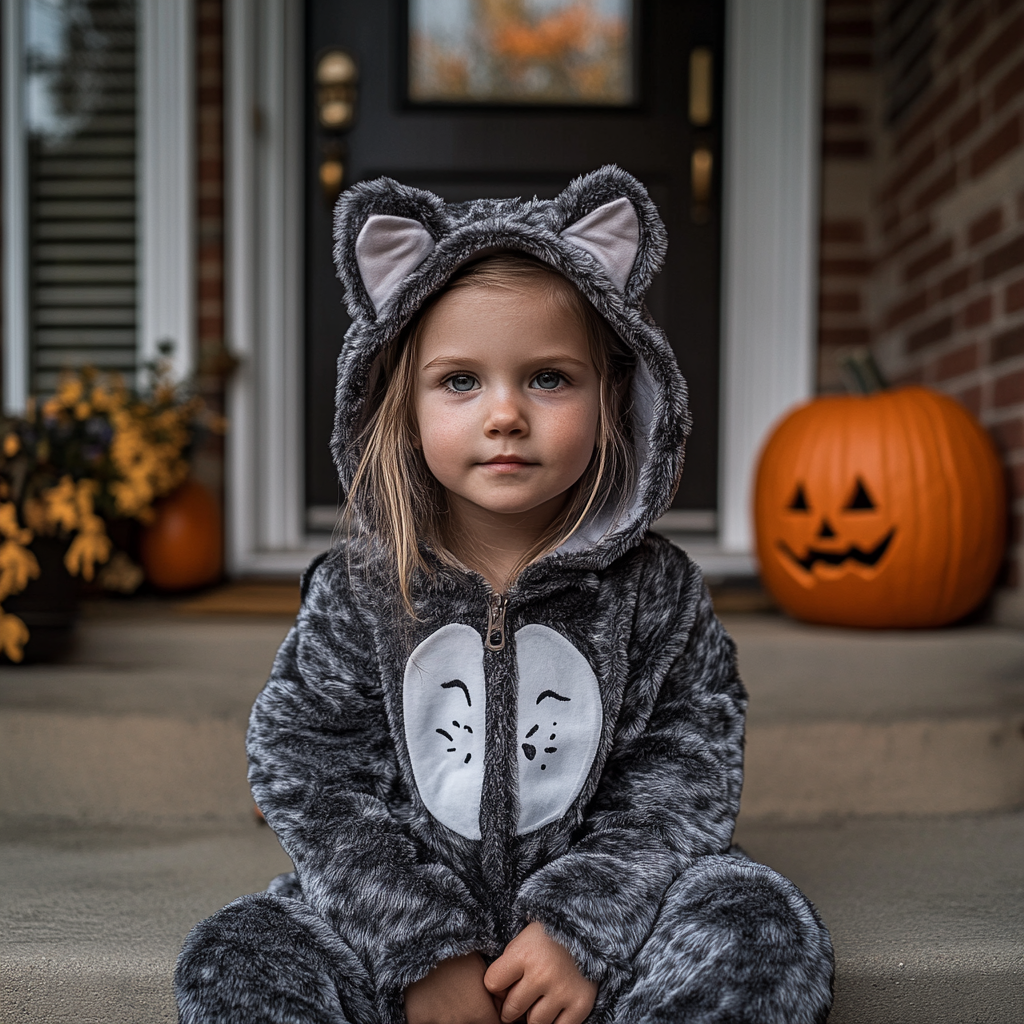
[845,478,875,510]
[787,485,809,511]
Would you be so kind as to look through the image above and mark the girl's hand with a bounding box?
[405,952,502,1024]
[483,922,598,1024]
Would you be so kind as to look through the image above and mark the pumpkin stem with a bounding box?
[840,349,888,394]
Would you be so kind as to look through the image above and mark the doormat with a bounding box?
[176,583,301,616]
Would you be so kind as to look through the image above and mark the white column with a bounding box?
[2,0,28,413]
[719,0,823,555]
[138,0,195,381]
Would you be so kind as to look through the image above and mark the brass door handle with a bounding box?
[316,50,358,205]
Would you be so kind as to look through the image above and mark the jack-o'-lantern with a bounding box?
[754,386,1005,628]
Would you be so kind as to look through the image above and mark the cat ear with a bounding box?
[560,196,640,294]
[355,214,436,313]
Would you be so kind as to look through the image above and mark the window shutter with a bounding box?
[27,0,138,394]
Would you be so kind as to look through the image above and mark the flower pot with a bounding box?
[140,479,223,591]
[3,536,78,663]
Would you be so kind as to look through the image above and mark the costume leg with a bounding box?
[174,890,376,1024]
[609,852,834,1024]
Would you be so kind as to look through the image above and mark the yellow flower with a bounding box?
[55,376,84,408]
[0,502,32,545]
[43,477,79,533]
[3,433,20,457]
[0,539,40,600]
[74,401,91,420]
[64,522,111,582]
[42,397,62,419]
[0,610,30,662]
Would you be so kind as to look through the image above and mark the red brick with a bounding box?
[948,102,982,147]
[1006,276,1024,311]
[957,385,983,415]
[894,367,927,386]
[823,105,864,125]
[883,222,932,262]
[819,292,861,313]
[1011,462,1024,498]
[970,113,1023,177]
[973,12,1024,85]
[995,368,1024,406]
[883,142,937,200]
[964,294,994,327]
[819,328,871,346]
[821,220,865,245]
[904,239,955,282]
[907,315,954,352]
[994,57,1024,110]
[896,80,960,154]
[886,290,929,328]
[939,266,973,297]
[983,233,1024,278]
[936,342,980,380]
[991,417,1024,452]
[945,8,988,63]
[825,18,873,38]
[969,207,1004,247]
[823,138,872,159]
[824,51,873,70]
[821,258,872,276]
[992,324,1024,362]
[913,166,958,211]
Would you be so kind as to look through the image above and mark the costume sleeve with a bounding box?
[247,553,492,1010]
[512,552,746,987]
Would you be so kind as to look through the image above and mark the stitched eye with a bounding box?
[447,374,477,392]
[532,371,563,390]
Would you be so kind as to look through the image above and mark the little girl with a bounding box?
[174,166,834,1024]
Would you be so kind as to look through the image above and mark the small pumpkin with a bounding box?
[140,479,222,591]
[754,386,1005,628]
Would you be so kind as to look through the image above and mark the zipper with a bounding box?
[485,592,507,651]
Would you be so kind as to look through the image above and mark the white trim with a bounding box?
[225,0,305,574]
[719,0,823,555]
[2,0,28,413]
[138,0,195,381]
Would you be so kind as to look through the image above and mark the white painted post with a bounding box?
[719,0,823,557]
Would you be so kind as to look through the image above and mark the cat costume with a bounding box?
[174,166,834,1024]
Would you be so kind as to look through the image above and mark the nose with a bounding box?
[817,518,836,539]
[484,388,528,437]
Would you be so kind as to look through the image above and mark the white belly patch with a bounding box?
[402,622,602,840]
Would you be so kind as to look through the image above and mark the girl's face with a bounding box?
[413,281,601,529]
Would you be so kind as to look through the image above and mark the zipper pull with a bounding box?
[485,593,507,652]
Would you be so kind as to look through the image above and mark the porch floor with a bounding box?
[1,600,1022,1023]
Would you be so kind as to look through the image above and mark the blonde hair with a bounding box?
[340,253,637,617]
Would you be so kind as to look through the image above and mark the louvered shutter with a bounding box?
[26,0,137,394]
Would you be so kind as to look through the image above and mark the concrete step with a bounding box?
[2,811,1020,1023]
[1,609,1022,825]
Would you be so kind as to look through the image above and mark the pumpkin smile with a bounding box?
[778,528,896,573]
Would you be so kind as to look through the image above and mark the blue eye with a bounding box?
[533,371,563,390]
[447,375,477,392]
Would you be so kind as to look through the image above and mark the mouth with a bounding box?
[480,455,535,465]
[778,528,896,573]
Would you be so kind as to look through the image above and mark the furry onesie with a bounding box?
[174,166,834,1024]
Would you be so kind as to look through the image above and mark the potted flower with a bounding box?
[0,363,222,662]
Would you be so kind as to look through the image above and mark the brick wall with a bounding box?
[818,0,880,391]
[866,0,1024,618]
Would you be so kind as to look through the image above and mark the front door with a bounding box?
[304,0,724,531]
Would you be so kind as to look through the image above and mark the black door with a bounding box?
[305,0,724,530]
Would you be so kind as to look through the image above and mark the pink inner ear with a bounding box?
[355,214,435,313]
[560,197,640,292]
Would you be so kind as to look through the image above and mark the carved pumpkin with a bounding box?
[140,479,222,591]
[754,386,1005,628]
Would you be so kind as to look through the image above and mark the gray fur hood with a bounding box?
[330,165,691,573]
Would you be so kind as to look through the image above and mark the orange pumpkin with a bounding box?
[754,386,1006,628]
[140,479,223,591]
